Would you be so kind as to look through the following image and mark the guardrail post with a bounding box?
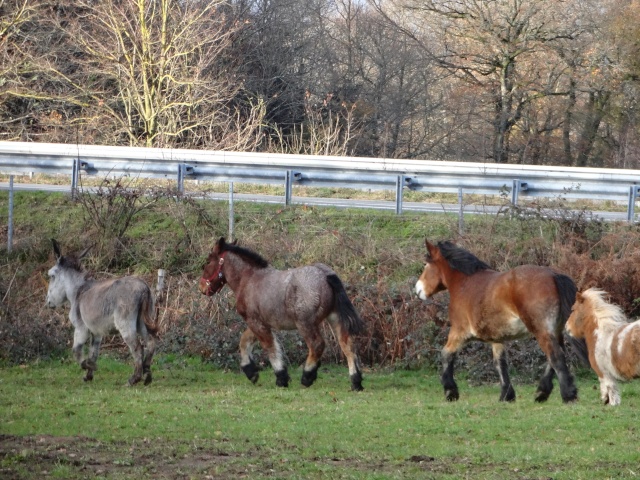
[395,175,403,215]
[285,170,293,206]
[627,185,639,223]
[7,175,13,253]
[229,181,235,240]
[177,164,186,193]
[511,179,521,205]
[71,158,80,199]
[458,187,464,235]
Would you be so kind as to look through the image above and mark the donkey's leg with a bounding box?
[140,327,156,386]
[299,325,325,388]
[72,326,90,379]
[250,321,290,387]
[536,332,578,403]
[239,328,260,384]
[82,334,102,382]
[328,316,363,391]
[121,331,144,386]
[492,343,515,402]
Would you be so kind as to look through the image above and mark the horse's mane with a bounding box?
[437,241,492,276]
[581,288,628,328]
[222,243,269,269]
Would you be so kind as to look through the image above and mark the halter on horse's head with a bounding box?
[199,237,240,296]
[199,250,228,296]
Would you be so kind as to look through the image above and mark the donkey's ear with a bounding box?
[78,245,92,260]
[51,239,62,260]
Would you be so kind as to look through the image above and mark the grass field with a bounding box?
[2,356,640,479]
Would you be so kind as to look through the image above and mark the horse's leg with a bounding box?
[250,321,290,387]
[328,316,364,391]
[534,364,555,402]
[535,331,578,403]
[239,328,260,384]
[82,334,102,382]
[299,326,325,388]
[121,331,144,386]
[601,377,620,406]
[492,343,515,402]
[441,329,466,401]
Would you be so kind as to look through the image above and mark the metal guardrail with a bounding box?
[0,141,639,221]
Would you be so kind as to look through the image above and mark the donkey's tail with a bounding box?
[326,274,366,336]
[553,272,589,366]
[139,288,159,337]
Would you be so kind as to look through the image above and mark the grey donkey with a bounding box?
[46,239,157,385]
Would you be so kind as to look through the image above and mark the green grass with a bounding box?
[2,356,640,479]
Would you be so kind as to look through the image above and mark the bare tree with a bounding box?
[48,0,265,149]
[373,0,585,163]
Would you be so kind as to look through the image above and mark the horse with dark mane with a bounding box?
[415,240,588,403]
[199,237,366,391]
[566,288,640,406]
[46,239,157,385]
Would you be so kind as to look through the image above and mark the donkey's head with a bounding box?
[46,239,91,308]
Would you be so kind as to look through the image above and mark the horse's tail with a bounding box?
[326,274,366,336]
[138,287,158,337]
[553,272,589,366]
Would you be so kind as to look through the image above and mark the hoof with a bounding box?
[445,389,459,402]
[83,374,93,382]
[500,385,516,402]
[534,390,550,403]
[128,375,141,386]
[242,362,260,384]
[350,371,364,391]
[301,367,319,388]
[144,372,153,386]
[275,369,290,388]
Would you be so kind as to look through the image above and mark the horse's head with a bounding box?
[566,288,612,340]
[415,240,447,300]
[46,239,90,308]
[199,237,234,296]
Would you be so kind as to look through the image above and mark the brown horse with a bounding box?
[566,288,640,406]
[415,240,588,403]
[199,237,365,391]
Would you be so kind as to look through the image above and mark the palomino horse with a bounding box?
[46,239,157,385]
[199,237,366,391]
[415,240,588,403]
[566,288,640,406]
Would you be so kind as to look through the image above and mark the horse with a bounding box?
[415,240,588,403]
[566,288,640,406]
[45,239,157,386]
[198,237,366,391]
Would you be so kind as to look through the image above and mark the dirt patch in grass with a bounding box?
[0,434,455,479]
[0,434,244,479]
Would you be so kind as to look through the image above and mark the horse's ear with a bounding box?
[216,237,226,248]
[575,291,584,304]
[78,245,92,260]
[231,239,238,245]
[425,240,438,259]
[51,239,62,260]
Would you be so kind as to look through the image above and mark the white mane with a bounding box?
[582,288,628,328]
